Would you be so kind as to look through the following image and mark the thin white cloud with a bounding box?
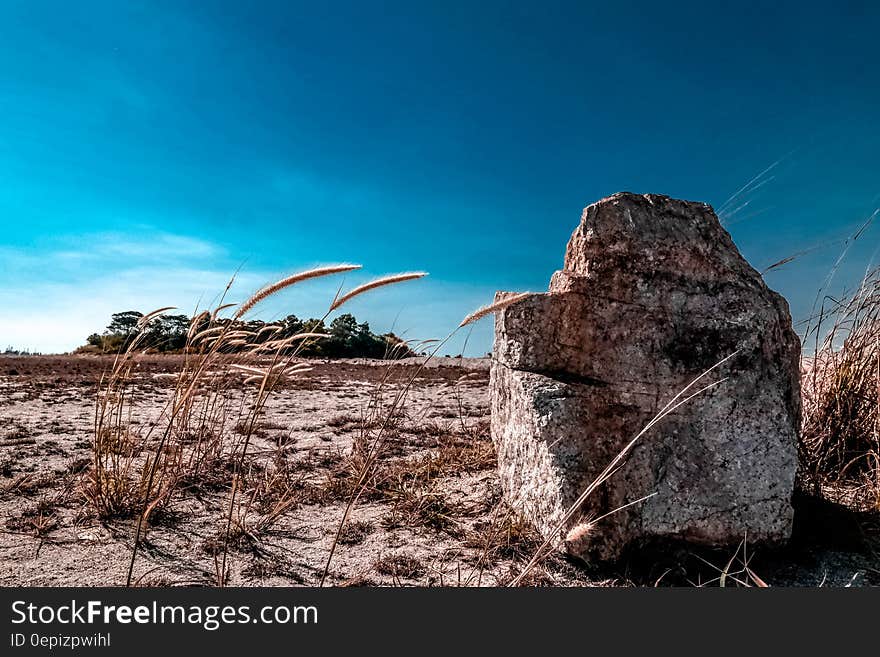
[0,230,502,355]
[0,231,238,352]
[51,231,223,261]
[0,264,263,353]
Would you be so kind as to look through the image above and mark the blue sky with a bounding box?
[1,1,878,354]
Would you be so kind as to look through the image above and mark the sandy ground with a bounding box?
[0,355,877,587]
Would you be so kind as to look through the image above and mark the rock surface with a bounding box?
[490,192,801,561]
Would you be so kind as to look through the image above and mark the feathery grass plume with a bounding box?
[253,332,330,352]
[762,255,798,274]
[286,331,330,341]
[224,331,254,340]
[228,362,309,377]
[330,272,427,311]
[256,325,283,337]
[211,303,237,321]
[236,264,362,318]
[229,364,270,376]
[211,303,238,321]
[459,292,531,328]
[564,522,595,545]
[565,492,657,549]
[186,311,211,340]
[191,326,225,343]
[137,307,177,328]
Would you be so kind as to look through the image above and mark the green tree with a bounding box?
[106,311,144,336]
[279,315,304,339]
[297,318,326,356]
[101,311,144,351]
[327,314,358,356]
[146,314,190,351]
[83,310,415,358]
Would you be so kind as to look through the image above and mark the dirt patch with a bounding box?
[0,355,876,586]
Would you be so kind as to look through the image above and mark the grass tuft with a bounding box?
[801,264,880,509]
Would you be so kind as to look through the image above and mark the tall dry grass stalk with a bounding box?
[459,292,532,328]
[318,334,452,585]
[508,351,738,586]
[82,263,426,586]
[330,272,427,311]
[235,264,361,319]
[318,290,531,585]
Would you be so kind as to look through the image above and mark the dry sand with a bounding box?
[0,355,876,587]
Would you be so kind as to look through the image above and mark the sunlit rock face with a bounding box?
[491,192,800,561]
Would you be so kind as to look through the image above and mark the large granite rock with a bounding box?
[491,192,800,561]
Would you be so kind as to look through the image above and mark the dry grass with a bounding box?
[464,506,544,580]
[81,264,429,585]
[374,553,425,579]
[458,292,531,328]
[76,272,749,587]
[235,264,361,318]
[337,519,374,545]
[381,480,462,534]
[801,264,880,509]
[317,296,529,585]
[330,272,427,311]
[5,501,60,539]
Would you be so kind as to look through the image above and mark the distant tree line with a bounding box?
[79,311,415,359]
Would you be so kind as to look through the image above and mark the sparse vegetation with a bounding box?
[80,265,428,585]
[374,553,425,579]
[338,520,374,545]
[77,310,416,359]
